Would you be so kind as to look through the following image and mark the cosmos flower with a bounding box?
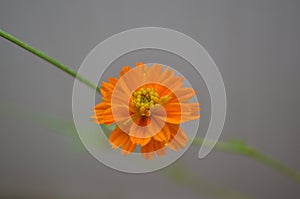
[92,62,200,159]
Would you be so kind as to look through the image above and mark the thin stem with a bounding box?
[0,28,100,92]
[193,138,300,183]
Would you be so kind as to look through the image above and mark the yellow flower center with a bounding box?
[131,87,172,117]
[131,88,158,117]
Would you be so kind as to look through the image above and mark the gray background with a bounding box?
[0,0,300,198]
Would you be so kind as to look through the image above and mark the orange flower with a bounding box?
[92,62,200,159]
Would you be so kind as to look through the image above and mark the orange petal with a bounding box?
[167,125,188,151]
[129,117,152,146]
[171,87,197,103]
[161,76,183,96]
[100,81,115,97]
[121,138,137,155]
[109,126,137,155]
[153,123,171,142]
[130,136,151,147]
[92,102,115,124]
[129,128,151,146]
[119,66,131,77]
[141,140,155,160]
[111,104,133,122]
[114,65,145,98]
[146,64,163,82]
[108,77,118,86]
[141,139,166,160]
[98,107,115,125]
[136,62,146,67]
[162,102,200,124]
[158,67,173,82]
[155,68,183,96]
[109,127,129,149]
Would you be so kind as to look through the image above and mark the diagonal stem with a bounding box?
[193,138,300,183]
[0,28,100,92]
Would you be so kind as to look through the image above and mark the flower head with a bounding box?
[92,62,200,159]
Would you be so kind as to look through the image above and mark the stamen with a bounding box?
[131,87,164,117]
[160,95,172,105]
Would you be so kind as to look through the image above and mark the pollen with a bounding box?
[131,87,166,117]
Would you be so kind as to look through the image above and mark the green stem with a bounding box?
[193,138,300,183]
[0,28,99,92]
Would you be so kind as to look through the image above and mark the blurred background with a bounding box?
[0,0,300,198]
